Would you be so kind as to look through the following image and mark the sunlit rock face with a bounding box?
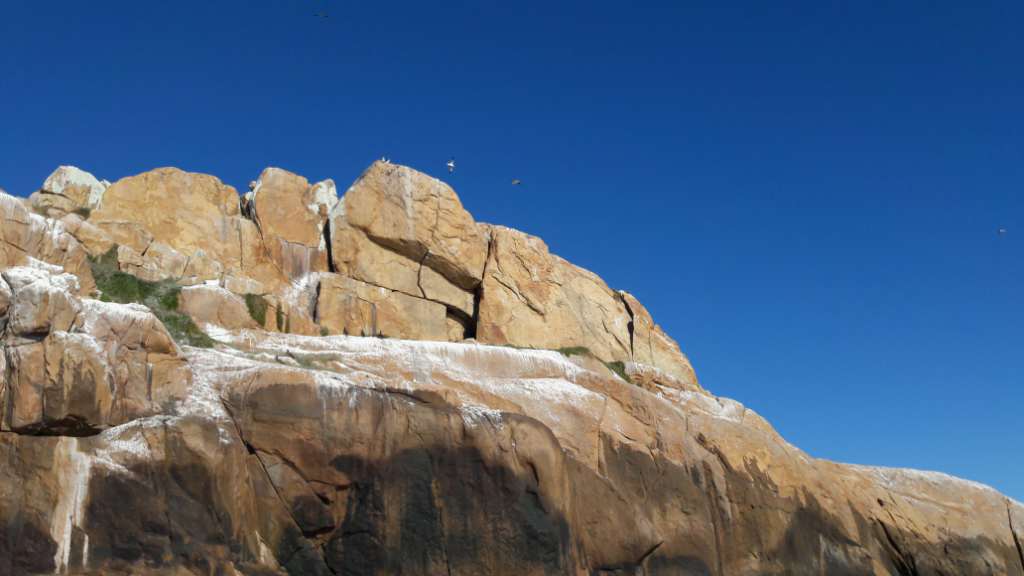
[0,162,1020,575]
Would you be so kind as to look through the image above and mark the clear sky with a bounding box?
[2,1,1021,498]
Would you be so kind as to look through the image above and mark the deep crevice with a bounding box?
[9,415,102,437]
[617,292,636,358]
[470,233,495,339]
[877,519,919,576]
[1008,501,1024,572]
[323,219,336,274]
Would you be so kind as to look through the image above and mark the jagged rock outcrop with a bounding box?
[333,161,489,290]
[0,266,189,435]
[28,166,109,219]
[0,193,96,296]
[0,160,1019,575]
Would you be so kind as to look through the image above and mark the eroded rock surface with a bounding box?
[0,160,1018,575]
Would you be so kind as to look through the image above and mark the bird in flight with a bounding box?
[997,227,1007,236]
[511,179,522,186]
[447,158,456,174]
[314,11,329,18]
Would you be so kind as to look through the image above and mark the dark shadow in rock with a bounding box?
[0,514,58,576]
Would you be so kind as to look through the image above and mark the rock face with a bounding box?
[1,266,188,435]
[28,166,109,219]
[0,160,1019,575]
[250,167,333,280]
[0,192,96,295]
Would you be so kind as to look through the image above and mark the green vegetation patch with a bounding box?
[556,346,591,357]
[604,360,632,384]
[88,247,215,348]
[244,294,269,326]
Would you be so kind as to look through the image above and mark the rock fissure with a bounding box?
[1008,501,1024,572]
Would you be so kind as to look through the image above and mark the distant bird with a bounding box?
[997,227,1007,236]
[446,158,456,174]
[314,11,329,18]
[511,179,522,186]
[380,156,390,164]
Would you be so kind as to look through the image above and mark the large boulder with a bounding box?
[329,214,475,317]
[28,166,109,218]
[89,167,288,292]
[249,167,334,280]
[476,225,633,364]
[335,161,489,290]
[90,167,242,262]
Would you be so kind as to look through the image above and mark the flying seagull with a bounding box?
[511,179,522,186]
[446,158,456,174]
[997,227,1007,236]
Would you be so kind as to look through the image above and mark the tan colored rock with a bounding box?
[250,167,330,280]
[28,166,108,218]
[419,262,474,316]
[58,213,115,256]
[116,242,187,282]
[338,161,489,289]
[179,285,259,330]
[0,266,189,433]
[237,217,289,292]
[222,274,267,296]
[90,219,154,253]
[1,267,81,336]
[90,167,242,264]
[476,225,632,363]
[315,273,447,340]
[0,192,95,295]
[618,290,698,387]
[329,216,422,295]
[180,249,223,285]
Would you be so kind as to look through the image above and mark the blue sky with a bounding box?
[2,1,1021,498]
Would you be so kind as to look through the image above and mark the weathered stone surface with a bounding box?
[90,167,289,293]
[1,160,1018,575]
[0,192,96,295]
[28,165,108,218]
[316,273,448,340]
[420,262,474,317]
[58,213,115,256]
[250,167,331,280]
[337,160,489,289]
[476,225,633,364]
[179,285,259,330]
[180,249,223,285]
[115,241,188,282]
[330,215,422,294]
[0,266,189,434]
[90,219,153,253]
[619,290,698,387]
[1,267,81,336]
[91,167,242,260]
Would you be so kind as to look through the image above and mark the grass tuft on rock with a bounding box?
[556,346,591,357]
[244,294,269,326]
[604,360,632,384]
[88,247,215,348]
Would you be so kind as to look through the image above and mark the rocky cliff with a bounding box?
[0,163,1020,575]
